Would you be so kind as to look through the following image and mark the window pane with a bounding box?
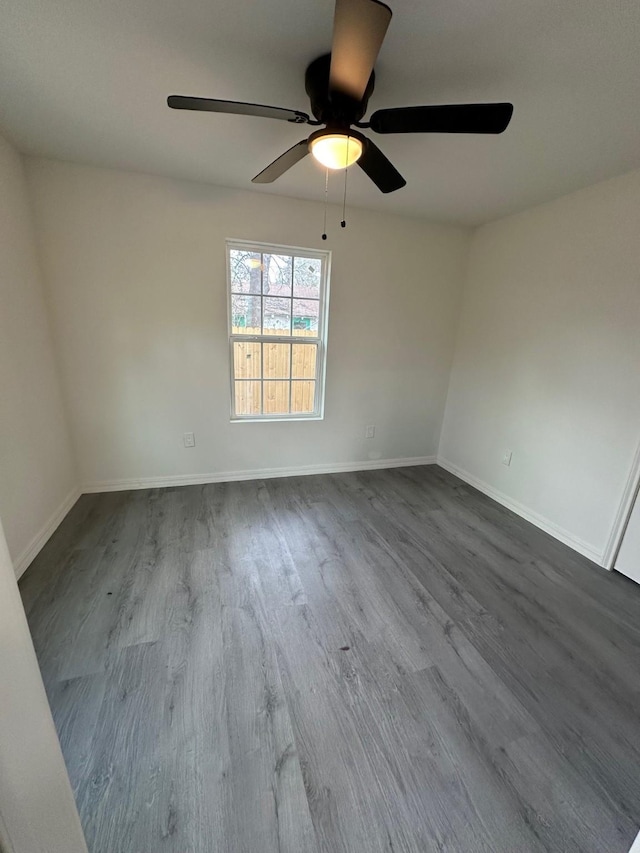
[263,342,290,379]
[291,381,316,414]
[292,343,317,379]
[230,250,262,294]
[233,342,261,379]
[294,256,321,298]
[231,294,261,334]
[263,254,292,297]
[263,297,291,335]
[235,381,261,415]
[292,298,319,337]
[263,381,290,415]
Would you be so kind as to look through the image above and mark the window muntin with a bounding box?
[227,241,330,420]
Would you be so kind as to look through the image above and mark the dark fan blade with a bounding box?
[167,96,310,124]
[329,0,392,101]
[357,137,405,193]
[369,103,514,134]
[252,140,310,184]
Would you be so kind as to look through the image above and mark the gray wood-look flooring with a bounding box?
[19,465,640,853]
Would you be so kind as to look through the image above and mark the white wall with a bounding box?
[0,135,77,575]
[440,168,640,563]
[26,159,470,489]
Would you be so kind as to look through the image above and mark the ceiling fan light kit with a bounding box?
[168,0,514,224]
[309,130,364,170]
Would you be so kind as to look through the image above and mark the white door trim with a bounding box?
[602,436,640,570]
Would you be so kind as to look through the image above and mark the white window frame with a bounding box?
[226,239,331,422]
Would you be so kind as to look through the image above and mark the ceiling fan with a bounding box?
[168,0,513,194]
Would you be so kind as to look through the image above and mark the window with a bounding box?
[227,240,330,420]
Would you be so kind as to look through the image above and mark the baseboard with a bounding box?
[437,457,605,567]
[16,460,604,574]
[13,459,605,575]
[13,486,82,579]
[601,438,640,570]
[81,456,438,494]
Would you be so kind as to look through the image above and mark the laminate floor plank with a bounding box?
[19,493,103,617]
[407,667,629,853]
[269,602,434,853]
[47,671,108,794]
[19,466,640,853]
[378,505,640,831]
[322,630,546,853]
[27,546,110,686]
[263,487,391,652]
[155,545,229,853]
[74,640,171,852]
[222,587,317,853]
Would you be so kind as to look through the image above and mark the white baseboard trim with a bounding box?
[13,486,82,579]
[12,459,606,576]
[437,457,605,566]
[601,438,640,570]
[81,456,438,494]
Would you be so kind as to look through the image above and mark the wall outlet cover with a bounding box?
[183,432,195,448]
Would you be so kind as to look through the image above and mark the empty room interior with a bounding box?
[1,0,640,851]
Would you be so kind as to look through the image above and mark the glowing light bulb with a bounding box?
[310,133,363,170]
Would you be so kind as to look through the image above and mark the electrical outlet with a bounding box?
[365,425,375,439]
[183,432,195,448]
[502,450,512,467]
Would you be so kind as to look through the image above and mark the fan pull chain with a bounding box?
[322,168,329,240]
[341,152,349,229]
[340,136,351,228]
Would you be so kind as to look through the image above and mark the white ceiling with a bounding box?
[1,0,639,225]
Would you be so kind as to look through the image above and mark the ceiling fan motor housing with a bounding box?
[307,126,368,162]
[305,54,374,128]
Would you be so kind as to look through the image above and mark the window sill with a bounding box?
[230,415,324,424]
